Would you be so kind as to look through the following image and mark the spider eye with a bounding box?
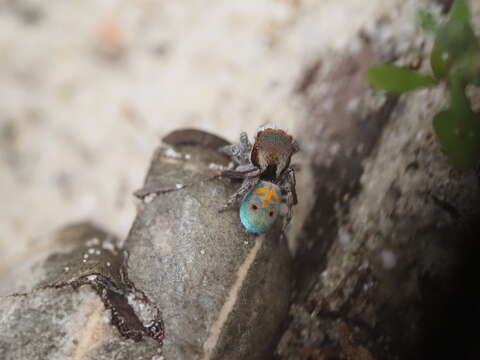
[251,204,259,211]
[269,210,275,217]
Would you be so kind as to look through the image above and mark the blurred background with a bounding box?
[5,1,480,359]
[1,0,400,271]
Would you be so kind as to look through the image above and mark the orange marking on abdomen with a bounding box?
[253,185,280,208]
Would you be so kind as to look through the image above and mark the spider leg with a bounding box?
[219,177,259,211]
[219,144,242,164]
[220,166,261,179]
[292,139,300,154]
[281,168,297,205]
[239,131,251,149]
[220,132,252,166]
[235,164,257,173]
[239,132,252,163]
[281,182,295,234]
[279,167,298,236]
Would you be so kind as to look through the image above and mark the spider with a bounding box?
[219,127,299,234]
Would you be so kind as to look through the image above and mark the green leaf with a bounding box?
[433,110,480,169]
[435,0,478,58]
[451,48,480,83]
[449,0,470,21]
[433,77,480,169]
[367,64,437,94]
[417,9,438,32]
[449,75,469,114]
[430,44,449,79]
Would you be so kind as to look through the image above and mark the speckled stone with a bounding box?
[126,136,292,360]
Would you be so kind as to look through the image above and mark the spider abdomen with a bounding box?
[239,181,282,233]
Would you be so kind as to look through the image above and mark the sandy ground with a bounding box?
[0,0,423,271]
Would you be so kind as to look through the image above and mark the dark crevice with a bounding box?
[10,252,165,345]
[278,48,401,358]
[58,263,164,344]
[295,96,399,295]
[293,46,400,295]
[415,219,480,360]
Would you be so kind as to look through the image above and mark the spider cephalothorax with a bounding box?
[220,127,299,234]
[251,128,296,180]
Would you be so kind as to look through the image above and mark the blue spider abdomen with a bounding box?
[239,181,282,233]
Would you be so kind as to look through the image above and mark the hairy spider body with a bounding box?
[220,127,298,234]
[251,128,296,180]
[240,181,281,233]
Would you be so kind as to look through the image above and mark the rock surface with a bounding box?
[0,131,292,360]
[3,0,480,359]
[0,223,163,360]
[127,130,291,360]
[277,1,480,359]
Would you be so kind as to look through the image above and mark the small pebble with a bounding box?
[144,193,157,204]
